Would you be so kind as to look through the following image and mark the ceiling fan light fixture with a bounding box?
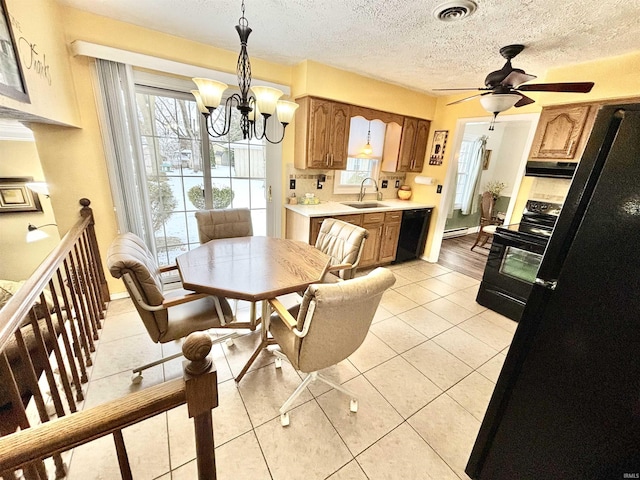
[432,0,478,22]
[480,93,521,113]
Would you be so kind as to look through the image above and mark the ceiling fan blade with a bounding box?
[517,82,595,93]
[514,93,535,107]
[446,92,490,106]
[502,71,537,88]
[433,88,484,91]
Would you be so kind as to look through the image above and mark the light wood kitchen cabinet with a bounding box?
[286,209,405,267]
[529,104,595,161]
[379,211,402,263]
[295,96,350,169]
[389,117,431,172]
[309,213,361,245]
[360,212,385,268]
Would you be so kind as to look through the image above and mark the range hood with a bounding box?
[525,161,577,179]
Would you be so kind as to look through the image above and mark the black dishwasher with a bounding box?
[393,208,433,264]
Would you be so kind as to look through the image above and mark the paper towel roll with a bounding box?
[415,176,436,185]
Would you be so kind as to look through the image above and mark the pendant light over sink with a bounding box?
[191,0,299,144]
[359,121,374,157]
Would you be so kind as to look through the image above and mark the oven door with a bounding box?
[477,228,548,321]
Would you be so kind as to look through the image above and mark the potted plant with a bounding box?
[485,180,506,200]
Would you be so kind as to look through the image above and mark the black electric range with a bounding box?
[477,200,563,321]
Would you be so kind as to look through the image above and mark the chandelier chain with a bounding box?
[239,0,248,27]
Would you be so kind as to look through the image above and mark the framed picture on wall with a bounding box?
[0,177,42,213]
[428,130,448,166]
[0,0,30,103]
[482,149,492,170]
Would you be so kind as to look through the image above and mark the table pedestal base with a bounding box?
[235,300,276,383]
[235,336,277,383]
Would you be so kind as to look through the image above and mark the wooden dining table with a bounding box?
[176,236,331,382]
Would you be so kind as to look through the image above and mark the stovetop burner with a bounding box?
[519,200,564,237]
[523,200,563,217]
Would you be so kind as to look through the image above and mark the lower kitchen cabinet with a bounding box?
[379,211,402,263]
[286,209,404,267]
[360,212,385,268]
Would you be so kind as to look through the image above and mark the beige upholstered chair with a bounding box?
[315,218,369,281]
[268,267,396,426]
[107,232,237,383]
[195,208,253,244]
[471,191,501,251]
[195,208,257,325]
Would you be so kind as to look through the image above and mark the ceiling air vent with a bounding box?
[432,0,478,22]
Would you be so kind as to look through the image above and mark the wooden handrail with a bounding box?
[0,199,218,479]
[0,379,185,472]
[0,200,99,353]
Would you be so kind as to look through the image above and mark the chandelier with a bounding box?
[191,0,298,144]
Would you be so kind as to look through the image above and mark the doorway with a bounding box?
[428,113,540,268]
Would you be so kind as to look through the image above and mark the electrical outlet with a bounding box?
[289,179,296,189]
[395,180,401,188]
[437,185,443,194]
[317,180,323,189]
[381,180,388,188]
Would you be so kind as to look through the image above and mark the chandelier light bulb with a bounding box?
[251,86,284,116]
[190,90,209,114]
[192,78,228,109]
[275,100,299,124]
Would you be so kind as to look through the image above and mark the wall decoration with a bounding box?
[0,0,30,103]
[428,130,448,166]
[482,149,492,170]
[0,177,42,213]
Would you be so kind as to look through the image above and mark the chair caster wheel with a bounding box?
[275,357,282,369]
[350,399,358,413]
[131,373,143,384]
[225,338,235,348]
[280,412,290,427]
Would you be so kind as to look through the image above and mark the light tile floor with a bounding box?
[64,260,516,480]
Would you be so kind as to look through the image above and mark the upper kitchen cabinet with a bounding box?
[382,116,431,172]
[529,104,596,161]
[294,96,351,169]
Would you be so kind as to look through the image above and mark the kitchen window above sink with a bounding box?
[333,117,386,195]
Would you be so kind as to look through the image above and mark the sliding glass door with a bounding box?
[135,87,269,266]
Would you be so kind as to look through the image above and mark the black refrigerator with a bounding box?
[466,103,640,479]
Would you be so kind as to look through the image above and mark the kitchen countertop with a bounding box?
[284,199,435,218]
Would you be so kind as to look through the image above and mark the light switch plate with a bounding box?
[395,180,401,188]
[289,179,296,189]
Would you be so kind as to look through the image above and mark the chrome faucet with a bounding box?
[358,177,380,202]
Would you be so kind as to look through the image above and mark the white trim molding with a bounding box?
[70,40,291,95]
[0,119,34,141]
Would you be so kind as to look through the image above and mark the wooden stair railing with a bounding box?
[0,332,218,480]
[0,199,219,479]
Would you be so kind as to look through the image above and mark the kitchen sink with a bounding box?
[342,202,388,209]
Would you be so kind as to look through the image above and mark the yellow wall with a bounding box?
[293,60,438,119]
[0,139,60,279]
[1,0,80,126]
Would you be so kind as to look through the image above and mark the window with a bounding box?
[454,138,475,209]
[334,118,386,194]
[135,86,267,266]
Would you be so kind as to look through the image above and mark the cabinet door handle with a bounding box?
[331,153,334,166]
[568,139,575,154]
[325,153,330,166]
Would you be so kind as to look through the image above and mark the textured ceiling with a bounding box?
[58,0,640,95]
